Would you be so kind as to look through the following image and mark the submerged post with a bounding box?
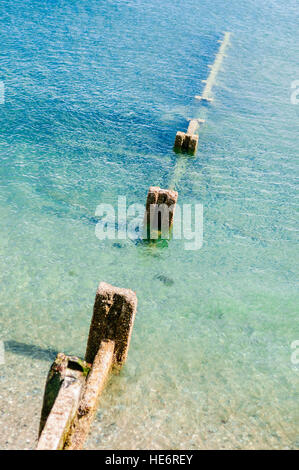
[174,119,205,154]
[195,32,231,103]
[143,186,178,239]
[37,282,138,450]
[174,32,231,154]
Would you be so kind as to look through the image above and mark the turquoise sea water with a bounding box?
[0,0,298,449]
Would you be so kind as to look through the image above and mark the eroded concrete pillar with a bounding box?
[37,282,138,451]
[85,282,137,368]
[64,340,115,450]
[174,119,204,155]
[174,131,185,149]
[37,364,85,450]
[144,186,178,239]
[182,133,199,153]
[38,353,69,437]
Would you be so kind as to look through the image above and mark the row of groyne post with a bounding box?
[173,32,231,155]
[36,188,177,450]
[36,33,231,450]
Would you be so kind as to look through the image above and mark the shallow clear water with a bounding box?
[0,0,298,449]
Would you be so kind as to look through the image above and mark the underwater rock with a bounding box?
[112,242,124,249]
[155,274,174,287]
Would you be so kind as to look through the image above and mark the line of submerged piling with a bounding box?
[36,33,231,450]
[36,188,178,450]
[173,32,231,156]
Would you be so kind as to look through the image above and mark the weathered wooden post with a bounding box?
[143,186,178,239]
[37,282,137,451]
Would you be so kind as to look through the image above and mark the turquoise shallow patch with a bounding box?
[0,0,298,450]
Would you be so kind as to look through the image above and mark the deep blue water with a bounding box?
[0,0,298,449]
